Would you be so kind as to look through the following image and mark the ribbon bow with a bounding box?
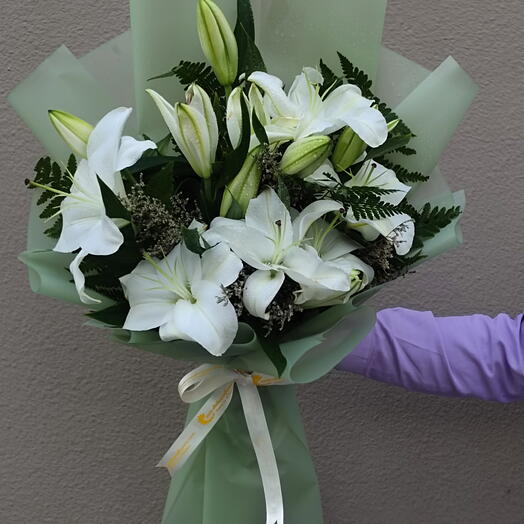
[158,364,291,524]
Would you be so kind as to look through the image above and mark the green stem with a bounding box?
[203,176,215,206]
[224,84,233,99]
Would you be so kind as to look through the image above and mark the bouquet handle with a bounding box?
[161,385,324,524]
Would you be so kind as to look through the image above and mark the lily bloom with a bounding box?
[120,242,243,356]
[52,107,156,303]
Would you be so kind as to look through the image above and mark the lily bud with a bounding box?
[147,87,218,179]
[48,110,94,158]
[197,0,238,87]
[387,119,400,133]
[220,147,262,217]
[248,84,268,126]
[280,136,331,176]
[226,86,247,149]
[331,127,367,171]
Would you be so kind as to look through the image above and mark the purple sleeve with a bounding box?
[338,308,524,402]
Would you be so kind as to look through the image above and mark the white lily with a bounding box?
[248,67,388,147]
[226,84,291,150]
[345,160,411,206]
[296,219,374,308]
[204,188,350,319]
[343,160,415,255]
[120,243,243,356]
[52,107,157,303]
[147,84,218,178]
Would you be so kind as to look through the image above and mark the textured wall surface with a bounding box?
[1,1,523,523]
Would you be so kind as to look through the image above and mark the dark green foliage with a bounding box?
[28,155,77,239]
[86,303,130,328]
[379,159,429,184]
[411,203,462,249]
[319,59,343,95]
[350,197,399,221]
[252,109,269,145]
[375,101,413,137]
[148,60,221,94]
[254,325,288,377]
[84,273,126,302]
[143,164,175,207]
[182,227,206,256]
[275,176,291,210]
[234,0,266,77]
[396,146,417,156]
[367,134,414,160]
[98,176,131,221]
[337,52,373,98]
[324,183,401,221]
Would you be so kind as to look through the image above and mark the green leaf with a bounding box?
[379,159,429,184]
[375,101,414,138]
[225,191,245,220]
[250,322,287,377]
[83,273,126,302]
[98,176,131,221]
[235,0,255,40]
[235,0,266,77]
[276,176,291,209]
[412,204,462,249]
[125,155,179,175]
[182,227,206,255]
[44,216,63,239]
[251,108,269,145]
[253,326,287,377]
[367,134,413,160]
[337,52,373,98]
[144,163,175,206]
[29,155,77,240]
[86,303,130,328]
[148,61,221,94]
[319,59,343,95]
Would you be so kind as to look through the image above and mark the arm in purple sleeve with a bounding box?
[338,308,524,402]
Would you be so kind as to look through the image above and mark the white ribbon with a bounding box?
[158,364,292,524]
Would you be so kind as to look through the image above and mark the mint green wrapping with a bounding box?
[8,1,478,522]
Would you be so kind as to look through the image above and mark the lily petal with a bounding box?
[201,242,243,286]
[204,217,274,271]
[243,269,285,320]
[248,71,298,117]
[69,249,101,305]
[165,281,239,356]
[322,85,388,147]
[293,199,343,242]
[346,160,411,206]
[284,245,349,292]
[245,188,294,250]
[226,86,246,148]
[87,107,132,183]
[116,136,157,174]
[347,212,415,255]
[188,84,219,161]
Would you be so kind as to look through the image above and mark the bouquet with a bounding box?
[9,0,478,522]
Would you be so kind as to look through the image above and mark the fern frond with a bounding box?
[148,60,221,94]
[379,159,429,184]
[337,52,373,98]
[412,204,462,249]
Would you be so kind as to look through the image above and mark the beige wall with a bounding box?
[1,1,524,523]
